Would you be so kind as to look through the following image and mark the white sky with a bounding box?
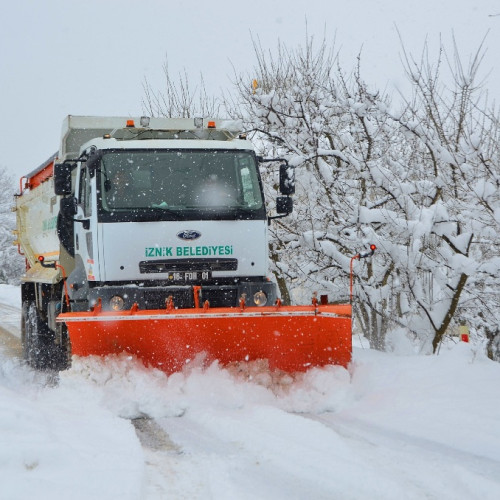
[1,0,499,180]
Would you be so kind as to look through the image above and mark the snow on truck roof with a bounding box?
[81,136,255,154]
[61,115,245,159]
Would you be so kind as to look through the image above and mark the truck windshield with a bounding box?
[97,149,265,221]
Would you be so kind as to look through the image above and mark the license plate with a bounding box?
[167,271,211,282]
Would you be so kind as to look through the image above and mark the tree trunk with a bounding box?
[432,273,468,352]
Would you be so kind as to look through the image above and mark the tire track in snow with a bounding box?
[311,413,500,473]
[306,412,500,498]
[131,417,212,499]
[132,417,181,453]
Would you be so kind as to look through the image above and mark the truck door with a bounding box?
[74,166,97,282]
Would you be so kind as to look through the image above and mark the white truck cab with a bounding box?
[53,116,294,313]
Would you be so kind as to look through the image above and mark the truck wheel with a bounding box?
[54,323,72,371]
[22,302,60,370]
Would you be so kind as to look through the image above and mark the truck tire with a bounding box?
[21,302,69,371]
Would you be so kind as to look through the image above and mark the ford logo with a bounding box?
[177,230,202,241]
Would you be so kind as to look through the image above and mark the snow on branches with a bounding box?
[231,37,500,356]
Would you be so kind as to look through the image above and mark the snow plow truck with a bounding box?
[14,116,352,373]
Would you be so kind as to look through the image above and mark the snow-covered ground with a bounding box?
[1,284,499,499]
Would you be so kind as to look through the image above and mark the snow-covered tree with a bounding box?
[228,36,500,354]
[387,41,500,355]
[227,37,402,350]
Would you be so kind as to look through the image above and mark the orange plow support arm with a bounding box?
[56,303,352,374]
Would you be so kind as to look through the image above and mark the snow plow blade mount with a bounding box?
[57,303,352,374]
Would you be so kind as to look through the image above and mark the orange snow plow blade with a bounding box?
[56,303,351,374]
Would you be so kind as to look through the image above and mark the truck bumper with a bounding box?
[83,280,277,312]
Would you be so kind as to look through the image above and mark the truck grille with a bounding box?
[144,289,193,309]
[142,287,238,309]
[201,288,238,308]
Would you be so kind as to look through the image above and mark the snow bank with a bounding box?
[2,341,500,499]
[1,284,499,499]
[0,358,143,500]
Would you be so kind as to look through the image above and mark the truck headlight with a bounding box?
[253,291,267,306]
[110,295,125,311]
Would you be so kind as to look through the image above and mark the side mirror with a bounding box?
[279,164,295,195]
[276,196,293,214]
[86,150,103,172]
[59,196,77,218]
[54,163,73,195]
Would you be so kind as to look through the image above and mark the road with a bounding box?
[1,299,500,499]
